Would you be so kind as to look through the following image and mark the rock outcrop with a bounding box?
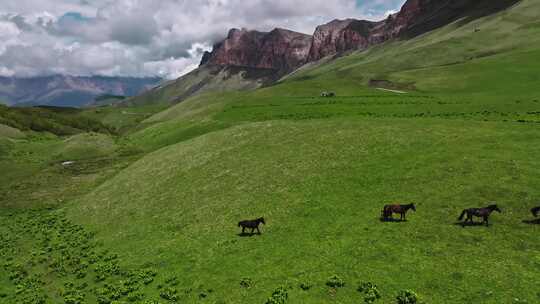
[307,19,381,62]
[202,28,312,75]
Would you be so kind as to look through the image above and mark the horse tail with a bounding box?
[238,222,242,227]
[458,209,467,221]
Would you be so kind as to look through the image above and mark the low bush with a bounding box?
[265,286,288,304]
[326,275,345,288]
[396,289,419,304]
[358,282,381,303]
[159,287,178,301]
[299,281,312,291]
[240,277,254,289]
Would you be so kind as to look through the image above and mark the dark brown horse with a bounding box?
[238,217,265,234]
[458,204,501,226]
[381,203,416,221]
[531,206,540,217]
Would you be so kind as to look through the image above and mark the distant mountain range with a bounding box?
[0,75,161,107]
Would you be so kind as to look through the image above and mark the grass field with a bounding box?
[2,1,540,303]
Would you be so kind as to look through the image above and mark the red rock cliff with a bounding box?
[202,0,519,70]
[201,28,312,75]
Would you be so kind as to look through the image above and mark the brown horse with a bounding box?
[531,206,540,217]
[458,204,501,226]
[381,203,416,221]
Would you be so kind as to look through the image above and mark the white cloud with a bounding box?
[0,0,405,79]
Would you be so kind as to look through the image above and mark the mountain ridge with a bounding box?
[0,75,161,107]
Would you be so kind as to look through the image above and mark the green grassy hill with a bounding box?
[2,1,540,303]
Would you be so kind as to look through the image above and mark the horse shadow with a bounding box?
[522,219,540,225]
[453,221,489,227]
[379,217,407,223]
[237,232,261,237]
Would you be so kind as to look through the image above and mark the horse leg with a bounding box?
[484,216,489,226]
[256,226,261,234]
[242,226,245,234]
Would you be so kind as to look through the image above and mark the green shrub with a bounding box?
[127,291,144,302]
[326,275,345,288]
[159,287,178,301]
[299,281,312,291]
[265,286,288,304]
[396,289,419,304]
[358,282,381,303]
[240,277,254,289]
[138,269,157,285]
[164,275,178,286]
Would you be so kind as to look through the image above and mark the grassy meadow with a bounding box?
[2,0,540,303]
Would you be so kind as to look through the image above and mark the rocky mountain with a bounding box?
[308,0,519,61]
[201,28,312,76]
[0,75,161,107]
[307,19,381,62]
[128,0,519,106]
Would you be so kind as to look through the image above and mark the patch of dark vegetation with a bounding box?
[265,286,288,304]
[326,275,345,288]
[289,75,316,82]
[358,282,382,303]
[299,281,312,291]
[94,94,127,102]
[240,277,254,289]
[368,79,416,91]
[0,210,160,303]
[396,289,420,304]
[0,104,112,135]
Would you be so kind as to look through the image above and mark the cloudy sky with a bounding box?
[0,0,405,79]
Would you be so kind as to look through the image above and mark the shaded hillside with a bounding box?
[122,65,278,106]
[0,104,112,135]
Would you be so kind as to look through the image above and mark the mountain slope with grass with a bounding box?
[2,1,540,303]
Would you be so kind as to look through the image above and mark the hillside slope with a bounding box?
[122,65,277,106]
[51,1,540,303]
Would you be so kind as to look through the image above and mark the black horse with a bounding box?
[458,204,501,226]
[531,206,540,217]
[238,217,265,235]
[381,203,416,221]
